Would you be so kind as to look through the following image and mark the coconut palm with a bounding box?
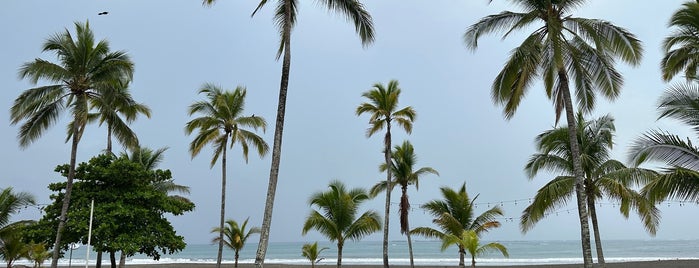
[185,84,268,268]
[629,84,699,202]
[93,80,151,153]
[211,218,260,268]
[302,180,381,268]
[447,230,508,268]
[411,183,504,268]
[0,225,30,268]
[662,0,699,81]
[301,242,329,268]
[200,2,374,266]
[464,1,643,266]
[369,140,438,268]
[356,80,416,266]
[10,21,134,268]
[524,113,659,267]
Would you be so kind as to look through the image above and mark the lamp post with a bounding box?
[69,243,80,268]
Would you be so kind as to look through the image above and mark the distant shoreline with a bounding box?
[49,259,699,268]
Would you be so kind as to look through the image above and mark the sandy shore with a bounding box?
[111,260,699,268]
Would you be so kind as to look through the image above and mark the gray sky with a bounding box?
[3,1,698,245]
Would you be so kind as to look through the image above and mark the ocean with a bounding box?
[40,240,699,266]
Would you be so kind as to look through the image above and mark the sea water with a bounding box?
[39,240,699,266]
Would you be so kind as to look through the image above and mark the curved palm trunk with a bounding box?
[337,242,344,268]
[382,124,392,268]
[458,247,465,268]
[256,2,292,266]
[217,143,228,268]
[400,186,414,268]
[50,122,82,268]
[558,70,593,268]
[587,191,605,267]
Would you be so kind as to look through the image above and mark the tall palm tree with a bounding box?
[301,242,329,268]
[629,84,699,202]
[10,21,134,268]
[523,113,659,267]
[200,2,374,266]
[661,0,699,81]
[93,80,151,153]
[185,84,269,268]
[302,180,381,268]
[369,140,438,268]
[211,218,261,268]
[464,1,643,266]
[356,80,416,267]
[410,183,504,268]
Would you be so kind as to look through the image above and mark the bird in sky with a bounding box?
[98,11,108,15]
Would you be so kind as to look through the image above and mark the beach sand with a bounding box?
[117,260,699,268]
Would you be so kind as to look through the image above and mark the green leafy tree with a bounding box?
[186,84,268,268]
[411,183,504,268]
[356,80,416,266]
[524,113,659,267]
[302,180,381,268]
[211,218,260,268]
[464,1,643,266]
[10,21,134,268]
[26,154,194,268]
[661,0,699,81]
[629,85,699,202]
[369,140,438,268]
[301,242,329,268]
[200,2,375,266]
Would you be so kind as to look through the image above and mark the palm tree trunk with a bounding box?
[401,186,414,268]
[458,247,465,268]
[587,193,605,267]
[217,143,228,268]
[337,242,343,268]
[558,69,593,268]
[107,123,113,153]
[255,2,292,266]
[382,123,392,268]
[50,122,81,268]
[471,254,476,268]
[235,250,240,268]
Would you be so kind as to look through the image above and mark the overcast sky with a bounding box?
[3,1,699,246]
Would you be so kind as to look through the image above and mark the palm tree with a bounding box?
[0,188,36,233]
[28,242,51,268]
[211,218,261,268]
[200,2,374,266]
[302,180,381,268]
[629,84,699,202]
[523,113,659,267]
[661,0,699,81]
[411,183,504,268]
[93,80,151,153]
[356,80,416,267]
[464,1,643,266]
[185,84,269,268]
[301,242,329,268]
[448,230,508,268]
[10,21,134,268]
[1,225,30,268]
[369,140,438,268]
